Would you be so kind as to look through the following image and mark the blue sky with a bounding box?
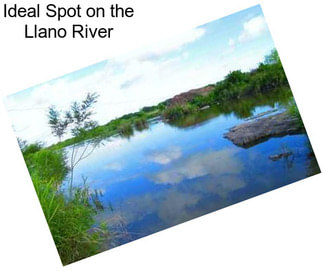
[5,5,276,145]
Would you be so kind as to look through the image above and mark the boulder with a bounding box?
[224,111,302,147]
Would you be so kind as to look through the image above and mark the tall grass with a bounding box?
[33,177,108,265]
[23,146,108,265]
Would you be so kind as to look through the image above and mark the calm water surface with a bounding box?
[63,89,320,248]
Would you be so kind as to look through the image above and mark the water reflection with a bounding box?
[169,87,292,128]
[63,88,320,248]
[150,148,243,184]
[146,146,182,165]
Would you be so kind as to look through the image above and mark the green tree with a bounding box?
[264,48,281,65]
[47,92,100,195]
[66,92,99,137]
[48,106,70,141]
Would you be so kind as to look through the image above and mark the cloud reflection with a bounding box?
[104,162,124,171]
[151,148,243,184]
[146,146,182,165]
[100,149,246,228]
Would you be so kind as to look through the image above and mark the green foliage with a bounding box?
[67,92,99,137]
[163,104,198,121]
[48,106,70,141]
[191,94,213,108]
[264,48,281,65]
[117,122,134,138]
[24,147,108,265]
[21,142,43,156]
[48,92,99,141]
[246,62,288,94]
[33,177,108,265]
[25,148,68,186]
[134,117,148,131]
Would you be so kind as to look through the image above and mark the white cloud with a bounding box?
[137,27,206,61]
[238,15,267,43]
[146,146,182,165]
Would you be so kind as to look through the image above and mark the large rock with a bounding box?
[224,111,302,147]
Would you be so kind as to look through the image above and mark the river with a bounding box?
[62,88,320,249]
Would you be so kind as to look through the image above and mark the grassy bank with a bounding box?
[21,144,108,265]
[50,102,165,150]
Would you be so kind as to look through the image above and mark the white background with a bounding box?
[0,0,322,270]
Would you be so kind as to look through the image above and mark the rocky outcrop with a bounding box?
[224,111,302,147]
[169,85,214,106]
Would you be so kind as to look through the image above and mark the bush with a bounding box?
[21,142,43,156]
[191,95,212,108]
[246,63,288,94]
[117,122,134,138]
[134,117,148,131]
[26,149,68,186]
[163,104,198,120]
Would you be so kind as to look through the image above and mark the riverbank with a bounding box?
[18,48,305,265]
[48,49,293,150]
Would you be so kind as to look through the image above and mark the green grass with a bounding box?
[23,146,108,265]
[33,177,108,265]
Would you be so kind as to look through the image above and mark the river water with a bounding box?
[63,88,320,248]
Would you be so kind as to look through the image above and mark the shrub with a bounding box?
[163,104,198,121]
[21,142,43,156]
[134,117,149,131]
[26,149,68,186]
[117,122,134,138]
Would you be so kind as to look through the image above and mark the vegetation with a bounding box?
[19,93,110,265]
[188,49,288,107]
[42,48,290,150]
[25,148,68,187]
[134,117,149,131]
[117,122,134,138]
[21,143,108,265]
[19,48,301,265]
[161,49,290,121]
[48,100,166,150]
[288,100,304,129]
[163,104,198,121]
[48,106,69,142]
